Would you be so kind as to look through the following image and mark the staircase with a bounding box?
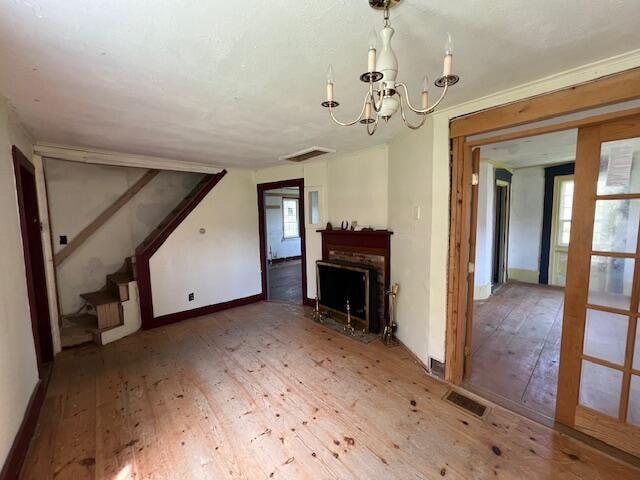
[60,173,219,348]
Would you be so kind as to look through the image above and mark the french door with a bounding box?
[557,115,640,456]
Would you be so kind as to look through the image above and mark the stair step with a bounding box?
[80,290,120,306]
[60,314,99,348]
[107,272,134,285]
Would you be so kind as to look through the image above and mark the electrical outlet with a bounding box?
[59,235,68,245]
[188,292,194,301]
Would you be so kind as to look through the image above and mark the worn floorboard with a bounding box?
[268,259,302,305]
[21,301,639,479]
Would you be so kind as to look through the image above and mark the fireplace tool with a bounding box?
[382,283,400,346]
[344,299,356,336]
[312,295,325,323]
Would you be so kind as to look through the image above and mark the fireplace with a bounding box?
[317,229,393,334]
[317,260,378,333]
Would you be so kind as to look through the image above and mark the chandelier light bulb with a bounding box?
[368,30,378,72]
[421,75,430,93]
[326,64,335,103]
[445,32,453,55]
[368,29,378,50]
[326,64,335,84]
[421,75,429,109]
[443,33,453,77]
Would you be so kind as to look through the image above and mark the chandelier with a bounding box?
[321,0,459,135]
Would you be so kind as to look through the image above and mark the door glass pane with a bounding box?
[583,309,628,365]
[579,360,622,418]
[629,376,640,426]
[592,199,640,253]
[588,256,634,310]
[552,251,568,286]
[597,137,640,195]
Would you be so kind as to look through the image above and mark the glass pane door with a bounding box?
[557,116,640,457]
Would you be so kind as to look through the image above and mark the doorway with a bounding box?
[12,146,54,373]
[257,179,307,305]
[465,130,577,421]
[492,175,511,290]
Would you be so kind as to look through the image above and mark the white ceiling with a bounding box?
[481,129,578,168]
[0,1,639,168]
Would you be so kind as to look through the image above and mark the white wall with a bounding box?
[507,166,545,281]
[474,161,495,299]
[150,169,262,317]
[327,144,389,229]
[45,159,202,315]
[265,191,301,260]
[0,98,39,470]
[255,144,388,300]
[387,125,433,363]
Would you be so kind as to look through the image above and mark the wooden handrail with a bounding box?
[53,169,160,266]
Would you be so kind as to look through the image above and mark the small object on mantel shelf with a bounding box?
[350,221,357,231]
[326,222,333,230]
[361,227,374,231]
[340,220,349,230]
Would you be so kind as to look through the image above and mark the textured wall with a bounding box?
[149,169,262,316]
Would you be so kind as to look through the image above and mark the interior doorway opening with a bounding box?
[465,129,578,421]
[257,179,307,305]
[12,146,54,373]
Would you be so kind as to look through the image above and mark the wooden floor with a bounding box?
[467,282,564,419]
[268,259,302,304]
[21,301,640,479]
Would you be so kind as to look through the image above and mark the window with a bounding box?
[308,190,320,225]
[282,198,299,238]
[557,178,574,246]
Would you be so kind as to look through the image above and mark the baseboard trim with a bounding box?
[148,294,263,329]
[0,368,50,480]
[270,255,302,264]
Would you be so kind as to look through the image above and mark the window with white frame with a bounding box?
[282,198,299,238]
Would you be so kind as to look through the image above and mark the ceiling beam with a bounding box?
[35,143,224,174]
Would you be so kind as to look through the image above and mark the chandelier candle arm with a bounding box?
[396,82,449,115]
[398,91,427,130]
[321,0,460,134]
[328,90,371,126]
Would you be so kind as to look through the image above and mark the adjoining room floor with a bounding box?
[466,281,563,419]
[21,302,639,479]
[268,259,302,304]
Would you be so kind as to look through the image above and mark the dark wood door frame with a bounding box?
[12,146,54,372]
[257,179,310,306]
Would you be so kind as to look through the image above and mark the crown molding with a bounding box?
[438,49,640,120]
[34,143,224,174]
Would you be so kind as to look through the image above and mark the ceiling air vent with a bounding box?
[280,146,335,163]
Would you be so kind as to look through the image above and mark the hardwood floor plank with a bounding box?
[21,301,640,479]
